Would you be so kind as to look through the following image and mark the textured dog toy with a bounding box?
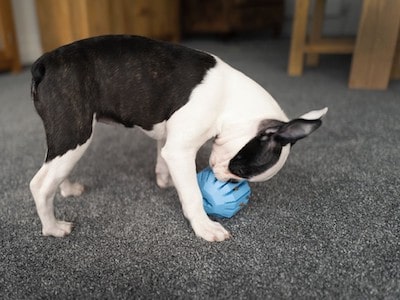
[197,167,251,218]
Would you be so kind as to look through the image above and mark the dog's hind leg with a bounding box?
[30,135,93,237]
[30,57,98,236]
[30,111,95,237]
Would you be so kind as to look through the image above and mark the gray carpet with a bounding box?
[1,37,399,299]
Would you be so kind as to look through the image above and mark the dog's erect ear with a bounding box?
[273,107,328,146]
[257,107,328,145]
[274,119,322,146]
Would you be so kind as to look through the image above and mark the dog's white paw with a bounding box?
[156,173,174,188]
[60,181,85,197]
[191,217,231,242]
[42,221,73,237]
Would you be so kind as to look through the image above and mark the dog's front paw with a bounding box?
[42,220,73,237]
[60,180,84,197]
[191,216,231,242]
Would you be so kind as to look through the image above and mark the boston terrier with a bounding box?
[30,35,327,242]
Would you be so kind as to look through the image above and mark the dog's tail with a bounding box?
[31,58,46,102]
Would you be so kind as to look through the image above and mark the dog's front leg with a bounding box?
[161,147,231,242]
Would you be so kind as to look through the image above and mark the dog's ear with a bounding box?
[274,119,322,146]
[257,107,327,145]
[269,107,328,146]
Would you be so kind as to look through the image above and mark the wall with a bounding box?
[283,0,362,37]
[10,0,363,65]
[12,0,42,64]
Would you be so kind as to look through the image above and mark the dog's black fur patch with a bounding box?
[31,35,217,161]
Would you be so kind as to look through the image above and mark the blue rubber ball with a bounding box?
[197,167,251,218]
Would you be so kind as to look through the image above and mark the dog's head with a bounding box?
[210,108,328,182]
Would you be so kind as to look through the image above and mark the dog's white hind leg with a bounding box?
[30,136,93,237]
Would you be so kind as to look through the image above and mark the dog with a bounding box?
[30,35,327,242]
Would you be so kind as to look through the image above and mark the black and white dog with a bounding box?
[30,35,327,241]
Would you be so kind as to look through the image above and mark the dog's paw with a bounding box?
[156,173,174,188]
[191,217,231,242]
[60,181,85,197]
[42,221,73,237]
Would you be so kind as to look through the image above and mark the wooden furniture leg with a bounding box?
[306,0,325,67]
[288,0,310,76]
[349,0,400,89]
[390,27,400,80]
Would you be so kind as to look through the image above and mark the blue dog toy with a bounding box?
[197,167,251,218]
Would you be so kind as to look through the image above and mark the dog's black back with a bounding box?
[31,35,216,161]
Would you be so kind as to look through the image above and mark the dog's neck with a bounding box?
[213,56,289,125]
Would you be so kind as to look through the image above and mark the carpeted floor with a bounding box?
[1,36,399,299]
